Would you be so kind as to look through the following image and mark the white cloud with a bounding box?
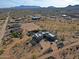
[20,0,79,7]
[3,0,79,7]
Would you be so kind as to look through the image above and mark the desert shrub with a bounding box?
[0,49,4,55]
[61,38,65,41]
[32,54,37,59]
[46,56,55,59]
[60,35,65,41]
[11,32,21,38]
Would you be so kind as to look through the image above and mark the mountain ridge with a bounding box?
[0,5,79,14]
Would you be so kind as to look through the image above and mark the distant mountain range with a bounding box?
[0,5,79,10]
[10,5,79,9]
[0,5,79,15]
[14,5,41,10]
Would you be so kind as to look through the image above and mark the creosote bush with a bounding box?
[0,49,4,55]
[32,54,37,59]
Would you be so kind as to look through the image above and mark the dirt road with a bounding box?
[0,12,10,45]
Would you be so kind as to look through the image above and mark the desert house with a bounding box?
[32,16,41,20]
[62,14,72,20]
[29,31,57,46]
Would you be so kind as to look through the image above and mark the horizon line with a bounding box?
[0,4,79,9]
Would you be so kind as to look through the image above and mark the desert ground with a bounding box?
[0,12,79,59]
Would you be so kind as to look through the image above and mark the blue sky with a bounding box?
[0,0,79,8]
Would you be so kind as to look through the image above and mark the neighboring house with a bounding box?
[62,14,67,17]
[62,14,72,20]
[32,16,41,20]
